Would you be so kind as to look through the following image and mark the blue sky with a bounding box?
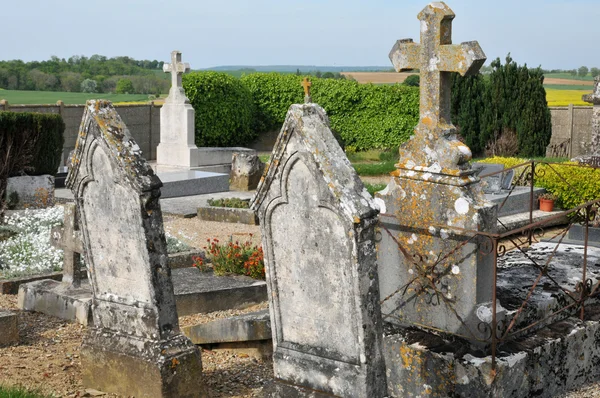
[4,0,599,70]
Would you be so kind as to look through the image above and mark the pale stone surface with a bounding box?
[0,310,18,346]
[229,152,265,191]
[6,175,54,209]
[379,2,497,341]
[66,100,204,397]
[582,77,600,157]
[157,50,199,168]
[252,103,387,397]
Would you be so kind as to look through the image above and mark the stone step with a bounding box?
[497,209,568,232]
[182,309,271,345]
[0,310,18,346]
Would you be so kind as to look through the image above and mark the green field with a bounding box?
[544,84,593,91]
[544,72,595,81]
[0,89,152,105]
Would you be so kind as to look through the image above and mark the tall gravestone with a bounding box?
[581,77,600,163]
[67,100,204,397]
[157,50,199,168]
[252,86,387,397]
[377,2,498,340]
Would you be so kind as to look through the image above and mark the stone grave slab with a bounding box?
[485,186,545,217]
[252,89,387,396]
[66,100,204,397]
[566,224,600,248]
[0,310,18,346]
[473,162,504,194]
[182,309,271,345]
[155,168,229,198]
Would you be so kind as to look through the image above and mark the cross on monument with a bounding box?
[50,203,84,287]
[163,50,191,92]
[389,2,486,178]
[302,77,312,103]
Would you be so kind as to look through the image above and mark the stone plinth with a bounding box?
[230,151,264,191]
[67,100,204,397]
[0,310,18,346]
[252,103,387,397]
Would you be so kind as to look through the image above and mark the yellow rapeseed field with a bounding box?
[545,89,590,107]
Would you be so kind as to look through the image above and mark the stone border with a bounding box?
[0,272,64,295]
[197,206,258,225]
[168,250,205,269]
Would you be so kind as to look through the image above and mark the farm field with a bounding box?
[0,89,152,105]
[545,89,590,106]
[340,71,412,84]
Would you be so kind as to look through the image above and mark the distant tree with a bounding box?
[570,69,578,77]
[116,78,134,94]
[315,70,322,78]
[403,74,420,87]
[578,66,589,78]
[322,72,334,79]
[80,79,97,93]
[591,67,600,78]
[59,72,83,92]
[295,68,301,76]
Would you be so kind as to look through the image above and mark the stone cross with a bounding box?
[50,203,83,287]
[163,50,190,91]
[389,2,486,177]
[302,77,312,103]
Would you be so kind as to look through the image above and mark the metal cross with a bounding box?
[163,50,191,90]
[302,77,312,103]
[389,2,485,137]
[50,203,84,287]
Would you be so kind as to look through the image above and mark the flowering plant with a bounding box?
[195,235,265,280]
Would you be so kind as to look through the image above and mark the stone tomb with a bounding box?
[252,96,387,396]
[378,1,496,341]
[66,100,204,397]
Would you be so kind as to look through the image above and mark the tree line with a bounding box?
[0,55,170,95]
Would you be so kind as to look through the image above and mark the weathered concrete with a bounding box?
[230,152,264,191]
[173,268,267,316]
[156,168,229,198]
[383,311,600,398]
[6,175,55,209]
[252,101,386,397]
[0,271,63,295]
[182,309,271,345]
[197,206,258,225]
[0,310,18,346]
[582,76,600,156]
[168,249,205,269]
[380,2,496,341]
[18,279,92,325]
[485,186,545,217]
[67,100,204,397]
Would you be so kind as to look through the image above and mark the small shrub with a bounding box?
[201,237,265,280]
[207,198,250,209]
[165,232,191,253]
[364,183,388,196]
[403,74,420,87]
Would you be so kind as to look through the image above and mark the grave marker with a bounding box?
[49,203,83,287]
[252,89,387,396]
[377,1,498,340]
[67,100,204,397]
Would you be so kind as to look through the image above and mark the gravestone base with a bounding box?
[485,186,545,217]
[81,331,205,397]
[262,379,344,398]
[18,279,92,326]
[383,313,600,398]
[0,310,18,346]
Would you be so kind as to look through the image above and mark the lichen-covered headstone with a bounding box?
[378,2,498,340]
[581,77,600,161]
[67,100,204,397]
[252,102,387,397]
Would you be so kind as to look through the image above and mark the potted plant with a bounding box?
[538,192,557,212]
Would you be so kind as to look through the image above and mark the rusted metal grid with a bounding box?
[378,160,600,370]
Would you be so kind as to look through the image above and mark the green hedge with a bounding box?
[0,112,64,176]
[240,73,419,150]
[478,157,600,209]
[183,71,256,147]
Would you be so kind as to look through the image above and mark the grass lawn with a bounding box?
[544,84,593,91]
[0,89,152,105]
[544,73,595,81]
[0,385,49,398]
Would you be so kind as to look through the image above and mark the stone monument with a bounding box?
[580,76,600,166]
[252,81,387,397]
[67,100,204,397]
[157,50,198,168]
[377,1,498,340]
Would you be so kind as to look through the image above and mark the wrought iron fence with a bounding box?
[377,160,600,371]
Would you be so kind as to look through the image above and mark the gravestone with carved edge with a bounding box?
[67,100,205,397]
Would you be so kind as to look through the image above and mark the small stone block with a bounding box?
[182,309,271,344]
[197,206,258,225]
[0,310,18,346]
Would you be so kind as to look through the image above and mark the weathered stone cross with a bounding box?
[389,2,486,177]
[50,203,84,287]
[302,77,312,103]
[163,50,191,91]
